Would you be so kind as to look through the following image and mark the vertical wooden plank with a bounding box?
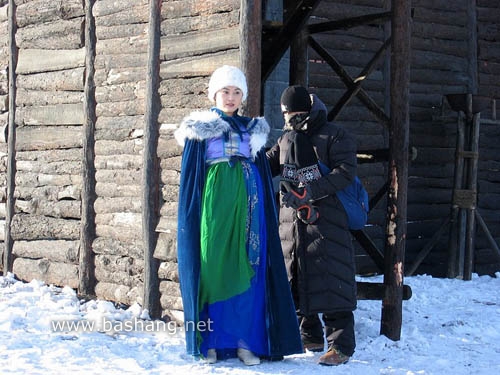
[467,0,478,94]
[142,0,161,319]
[464,108,480,280]
[382,0,391,130]
[3,0,17,273]
[262,0,321,81]
[240,0,262,116]
[447,114,465,278]
[380,0,411,341]
[79,0,97,297]
[290,28,308,86]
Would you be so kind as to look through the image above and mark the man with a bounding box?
[266,85,358,366]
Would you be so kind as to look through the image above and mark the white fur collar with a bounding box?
[175,110,270,158]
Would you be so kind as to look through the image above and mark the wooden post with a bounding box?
[240,0,261,116]
[467,0,478,94]
[383,0,391,118]
[358,282,412,301]
[290,28,308,86]
[4,0,18,273]
[380,0,411,341]
[142,0,162,319]
[262,0,322,81]
[464,104,480,280]
[79,0,97,297]
[447,114,465,278]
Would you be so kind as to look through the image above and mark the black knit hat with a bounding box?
[280,85,312,113]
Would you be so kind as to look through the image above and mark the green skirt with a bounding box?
[199,161,255,306]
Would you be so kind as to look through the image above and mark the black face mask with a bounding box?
[284,112,309,131]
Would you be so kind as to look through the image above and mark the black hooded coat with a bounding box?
[267,95,357,315]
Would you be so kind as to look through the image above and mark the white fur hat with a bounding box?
[207,65,248,102]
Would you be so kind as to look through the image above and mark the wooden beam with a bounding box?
[240,0,262,116]
[308,36,390,127]
[357,281,412,301]
[4,0,18,273]
[18,103,84,125]
[159,50,239,79]
[369,180,390,212]
[475,210,500,261]
[290,28,309,86]
[308,11,392,34]
[13,258,79,289]
[447,114,465,278]
[16,48,86,74]
[467,0,478,94]
[405,217,451,276]
[352,230,385,271]
[160,27,239,61]
[261,0,322,81]
[464,109,480,281]
[79,0,97,298]
[328,37,392,122]
[380,0,412,342]
[15,127,83,151]
[142,0,162,319]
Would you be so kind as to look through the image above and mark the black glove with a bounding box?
[297,204,320,224]
[282,187,312,209]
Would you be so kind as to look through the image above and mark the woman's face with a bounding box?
[214,86,243,116]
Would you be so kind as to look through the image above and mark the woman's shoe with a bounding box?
[237,348,260,366]
[205,348,217,364]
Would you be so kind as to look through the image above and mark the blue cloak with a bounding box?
[176,111,303,359]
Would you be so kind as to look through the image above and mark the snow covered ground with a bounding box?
[1,271,499,375]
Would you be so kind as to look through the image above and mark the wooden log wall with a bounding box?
[407,0,471,277]
[407,0,500,276]
[154,0,241,323]
[0,0,244,320]
[1,0,499,314]
[0,0,8,270]
[92,0,150,307]
[309,0,500,276]
[9,0,85,287]
[475,0,500,275]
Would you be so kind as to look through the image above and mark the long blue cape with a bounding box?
[177,139,303,359]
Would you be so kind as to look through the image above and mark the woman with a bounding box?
[175,66,302,365]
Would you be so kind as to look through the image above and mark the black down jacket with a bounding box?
[266,94,357,315]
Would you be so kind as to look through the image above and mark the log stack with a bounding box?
[92,0,149,307]
[11,0,85,287]
[475,0,500,275]
[1,0,244,321]
[0,0,8,269]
